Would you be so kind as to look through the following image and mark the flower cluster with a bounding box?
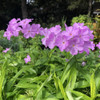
[4,18,41,39]
[4,18,21,40]
[4,18,95,56]
[41,23,95,55]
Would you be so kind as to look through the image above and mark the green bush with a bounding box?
[71,15,93,29]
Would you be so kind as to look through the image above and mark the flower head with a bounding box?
[4,18,21,40]
[98,55,100,58]
[24,55,31,63]
[42,23,95,55]
[19,18,33,28]
[3,48,10,53]
[66,59,69,62]
[82,61,86,66]
[96,42,100,49]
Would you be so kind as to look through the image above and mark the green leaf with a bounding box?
[7,65,34,91]
[90,73,96,99]
[77,67,90,83]
[35,74,52,100]
[65,66,77,90]
[44,95,58,100]
[96,94,100,97]
[19,75,48,83]
[16,94,31,100]
[61,56,76,84]
[66,91,74,100]
[70,90,91,100]
[16,82,39,89]
[75,80,90,89]
[57,78,68,100]
[94,64,100,92]
[35,57,48,66]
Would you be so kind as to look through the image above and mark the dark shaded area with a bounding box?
[0,0,22,30]
[0,0,89,30]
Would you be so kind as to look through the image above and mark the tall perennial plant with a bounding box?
[2,18,100,100]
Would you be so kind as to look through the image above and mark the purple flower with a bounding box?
[98,55,100,58]
[82,61,86,66]
[19,18,33,28]
[46,32,56,49]
[3,30,13,40]
[64,23,68,30]
[79,41,95,54]
[3,48,10,53]
[41,23,95,55]
[73,23,84,29]
[4,18,21,40]
[49,25,61,35]
[22,24,36,39]
[65,38,83,55]
[41,29,51,47]
[24,55,31,63]
[64,26,79,40]
[66,59,69,62]
[96,42,100,49]
[76,29,90,44]
[31,23,41,34]
[55,34,68,51]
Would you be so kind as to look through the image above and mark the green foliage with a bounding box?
[71,15,93,29]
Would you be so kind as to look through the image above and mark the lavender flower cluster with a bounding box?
[4,18,100,57]
[4,18,40,40]
[41,23,95,55]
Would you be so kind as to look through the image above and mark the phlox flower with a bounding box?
[49,25,61,35]
[66,59,69,62]
[41,29,51,47]
[39,28,48,36]
[63,26,79,40]
[82,61,86,66]
[76,29,90,44]
[46,32,56,49]
[3,48,10,53]
[19,18,33,28]
[41,23,95,55]
[9,18,20,25]
[3,30,13,40]
[65,38,83,55]
[73,23,94,40]
[41,25,61,49]
[96,42,100,49]
[24,55,31,63]
[64,23,68,30]
[31,24,41,34]
[79,41,95,54]
[4,18,21,40]
[73,23,84,29]
[55,34,68,51]
[22,24,36,38]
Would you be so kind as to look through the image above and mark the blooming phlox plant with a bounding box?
[41,23,95,55]
[4,18,95,56]
[4,18,41,39]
